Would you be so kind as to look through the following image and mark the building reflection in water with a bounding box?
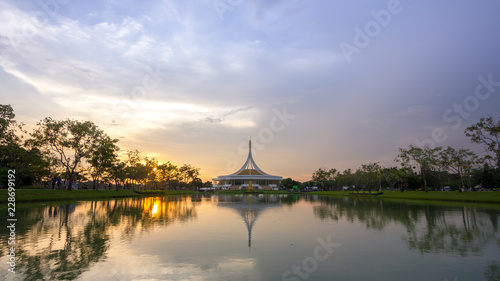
[215,194,296,248]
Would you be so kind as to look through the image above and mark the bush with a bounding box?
[442,182,459,191]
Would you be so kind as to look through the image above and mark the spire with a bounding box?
[231,137,267,175]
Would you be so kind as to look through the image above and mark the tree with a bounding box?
[174,164,196,184]
[438,146,482,191]
[144,156,159,188]
[396,145,441,192]
[359,162,382,192]
[0,104,20,145]
[107,161,127,189]
[312,167,337,189]
[125,150,147,188]
[88,135,119,189]
[1,105,55,187]
[31,118,106,191]
[281,177,301,189]
[465,116,500,185]
[186,165,201,185]
[336,168,353,189]
[157,162,178,190]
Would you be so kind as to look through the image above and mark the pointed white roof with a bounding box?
[212,139,282,181]
[230,139,268,176]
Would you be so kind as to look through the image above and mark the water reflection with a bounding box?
[0,196,198,281]
[309,195,500,258]
[215,195,297,248]
[485,261,500,281]
[0,195,498,281]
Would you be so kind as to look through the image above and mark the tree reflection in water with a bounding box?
[0,195,199,281]
[309,195,500,279]
[484,261,500,281]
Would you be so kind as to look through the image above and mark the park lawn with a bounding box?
[0,189,141,203]
[311,190,500,204]
[136,190,198,195]
[0,189,207,203]
[215,190,291,195]
[378,190,500,203]
[309,191,351,197]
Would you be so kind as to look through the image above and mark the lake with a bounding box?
[1,194,499,281]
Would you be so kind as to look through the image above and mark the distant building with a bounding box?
[212,139,282,190]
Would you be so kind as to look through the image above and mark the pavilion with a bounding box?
[212,139,283,190]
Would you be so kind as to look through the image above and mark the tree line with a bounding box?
[283,115,500,192]
[0,104,206,190]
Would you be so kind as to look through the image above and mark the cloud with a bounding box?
[202,106,253,124]
[1,0,500,181]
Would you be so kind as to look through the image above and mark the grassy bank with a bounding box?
[134,190,198,196]
[0,189,196,203]
[310,190,500,204]
[0,189,140,203]
[214,190,291,195]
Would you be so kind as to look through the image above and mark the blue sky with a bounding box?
[1,0,500,181]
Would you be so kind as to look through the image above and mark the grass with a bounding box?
[133,190,197,195]
[380,197,500,211]
[214,190,291,195]
[309,191,351,197]
[0,189,140,203]
[0,189,196,203]
[5,188,497,205]
[310,190,500,204]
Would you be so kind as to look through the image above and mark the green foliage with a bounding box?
[30,117,107,190]
[1,105,204,191]
[465,115,500,184]
[0,105,54,187]
[396,145,441,191]
[438,146,482,189]
[0,189,140,203]
[88,134,119,188]
[281,177,301,189]
[312,167,337,188]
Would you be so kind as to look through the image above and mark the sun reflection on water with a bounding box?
[152,203,158,217]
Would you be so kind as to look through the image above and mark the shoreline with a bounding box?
[1,189,499,205]
[309,190,500,204]
[0,189,197,203]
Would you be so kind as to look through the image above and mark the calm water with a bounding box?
[1,194,499,281]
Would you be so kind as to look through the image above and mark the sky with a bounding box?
[1,0,500,182]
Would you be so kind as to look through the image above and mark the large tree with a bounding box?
[1,105,54,187]
[88,135,120,189]
[157,161,178,190]
[465,116,500,184]
[438,146,481,190]
[31,118,106,191]
[312,167,337,188]
[107,161,127,189]
[0,104,20,145]
[359,162,382,192]
[396,145,441,192]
